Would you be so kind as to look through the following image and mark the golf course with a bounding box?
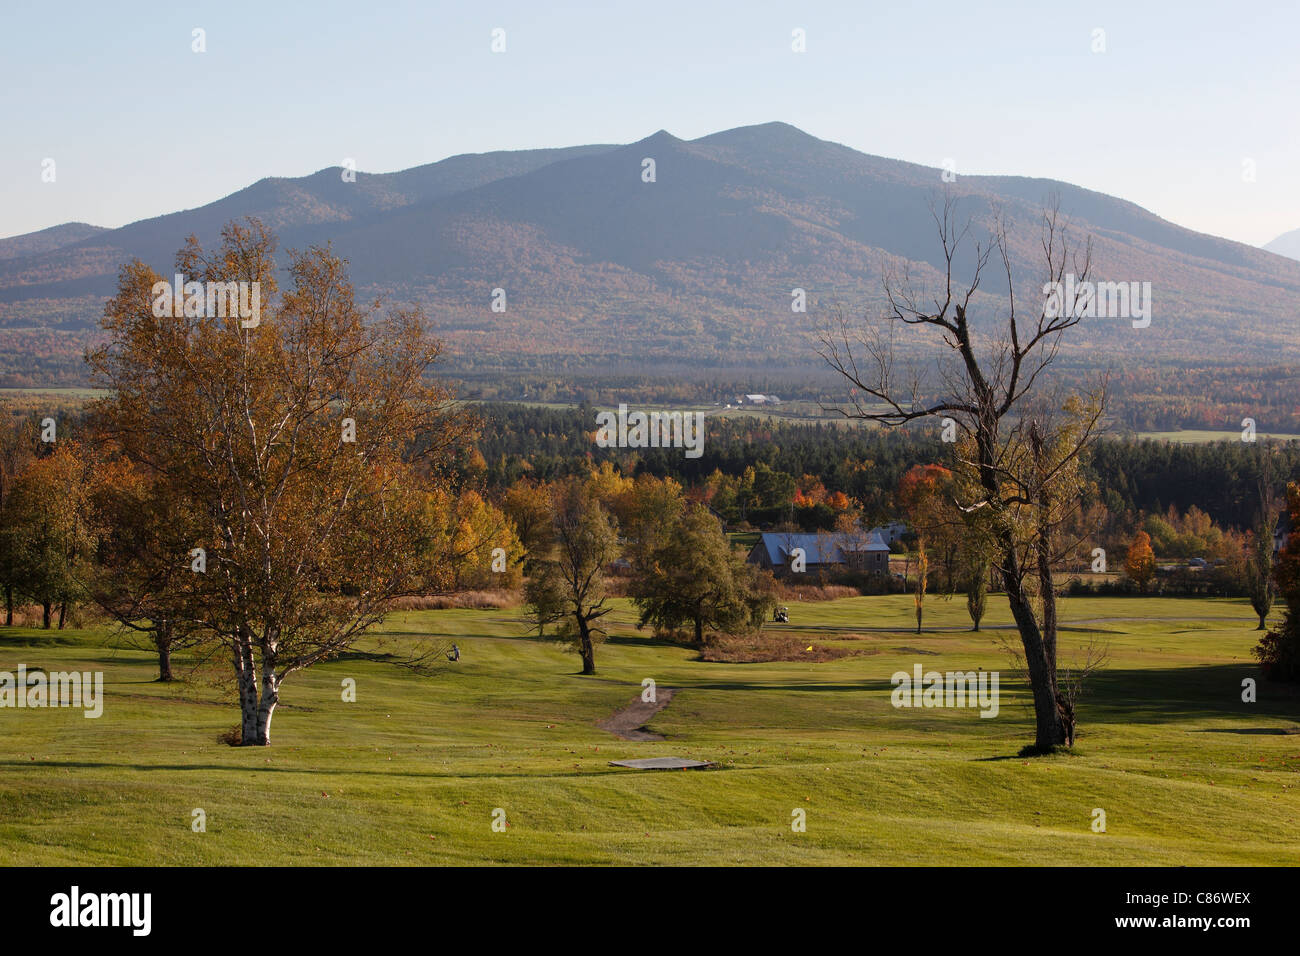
[2,594,1296,867]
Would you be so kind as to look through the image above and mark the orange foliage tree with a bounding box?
[1124,530,1156,593]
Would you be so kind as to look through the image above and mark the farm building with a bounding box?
[872,521,908,545]
[747,529,891,576]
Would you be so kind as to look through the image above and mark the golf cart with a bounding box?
[773,605,789,623]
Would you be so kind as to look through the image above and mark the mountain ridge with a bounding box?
[2,122,1298,384]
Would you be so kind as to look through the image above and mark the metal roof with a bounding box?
[754,530,890,565]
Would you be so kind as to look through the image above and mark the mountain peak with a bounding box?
[1264,227,1300,261]
[692,120,822,147]
[634,129,683,148]
[0,221,108,260]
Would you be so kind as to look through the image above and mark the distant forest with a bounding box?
[9,388,1296,536]
[448,362,1300,435]
[4,336,1298,434]
[474,401,1300,533]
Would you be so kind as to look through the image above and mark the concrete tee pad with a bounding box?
[607,757,713,770]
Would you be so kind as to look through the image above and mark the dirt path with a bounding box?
[598,687,677,741]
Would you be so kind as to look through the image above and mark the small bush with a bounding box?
[0,603,109,628]
[601,574,634,598]
[217,726,242,747]
[648,626,694,644]
[1066,568,1245,598]
[390,589,521,610]
[775,583,860,602]
[1255,623,1300,682]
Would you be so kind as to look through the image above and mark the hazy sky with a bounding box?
[3,0,1297,246]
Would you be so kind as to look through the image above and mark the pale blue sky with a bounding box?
[2,0,1297,246]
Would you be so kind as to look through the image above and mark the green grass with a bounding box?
[0,387,108,399]
[1,594,1297,866]
[1136,429,1300,444]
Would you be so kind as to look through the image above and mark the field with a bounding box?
[467,397,887,426]
[1136,429,1300,444]
[1,594,1297,866]
[0,388,107,399]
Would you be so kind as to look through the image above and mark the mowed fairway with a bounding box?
[1,595,1298,866]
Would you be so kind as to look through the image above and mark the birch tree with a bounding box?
[88,220,470,744]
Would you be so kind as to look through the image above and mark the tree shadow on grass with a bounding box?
[683,680,900,694]
[973,748,1088,762]
[1077,664,1300,725]
[331,650,407,663]
[971,664,1300,759]
[0,634,80,648]
[605,633,691,651]
[0,759,633,780]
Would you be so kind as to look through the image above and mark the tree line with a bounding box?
[476,401,1298,532]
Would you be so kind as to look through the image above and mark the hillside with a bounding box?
[0,222,107,260]
[3,122,1299,385]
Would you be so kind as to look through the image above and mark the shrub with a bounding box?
[390,589,522,610]
[775,583,860,602]
[1254,623,1300,682]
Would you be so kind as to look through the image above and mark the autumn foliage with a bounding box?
[1256,483,1300,681]
[1124,530,1157,593]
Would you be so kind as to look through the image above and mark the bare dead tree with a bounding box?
[817,192,1108,752]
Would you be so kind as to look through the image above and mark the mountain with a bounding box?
[1265,228,1300,261]
[0,222,107,260]
[0,143,615,300]
[3,122,1299,386]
